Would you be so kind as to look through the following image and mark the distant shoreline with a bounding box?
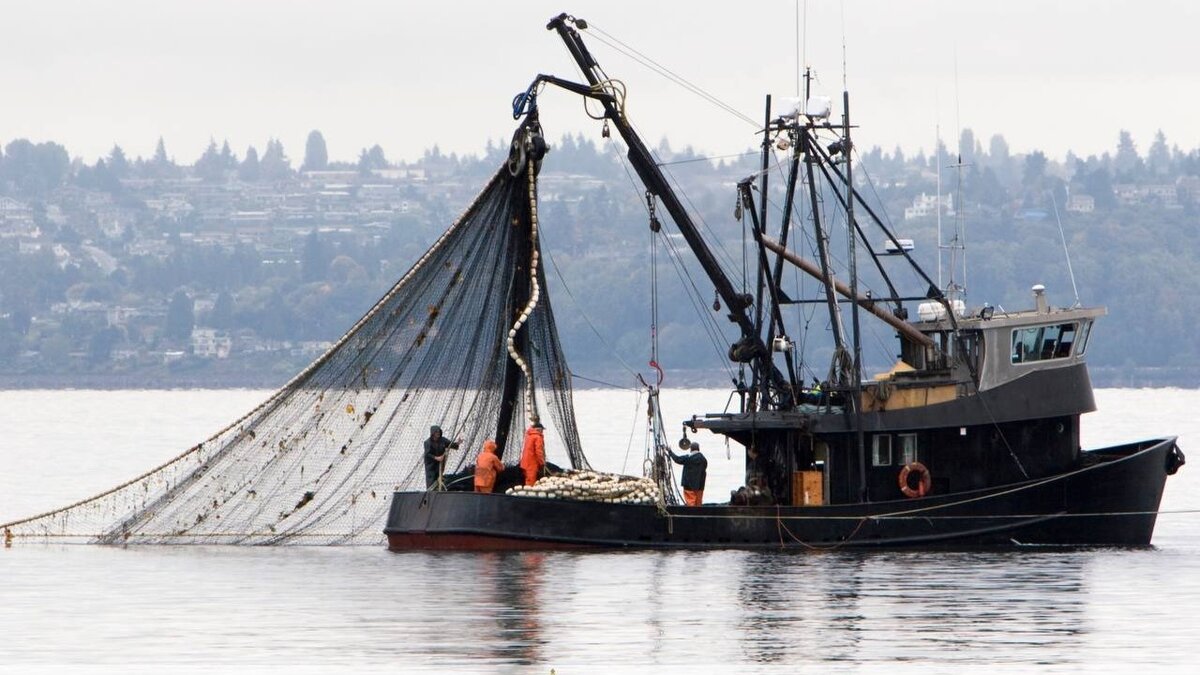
[0,366,1196,390]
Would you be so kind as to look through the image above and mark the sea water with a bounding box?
[0,388,1197,671]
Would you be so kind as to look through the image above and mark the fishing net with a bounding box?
[1,123,589,545]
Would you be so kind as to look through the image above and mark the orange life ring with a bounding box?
[899,461,932,498]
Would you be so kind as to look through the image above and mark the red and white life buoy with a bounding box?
[899,461,932,498]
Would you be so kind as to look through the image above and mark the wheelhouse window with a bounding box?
[1011,322,1078,364]
[1076,320,1093,356]
[899,434,918,465]
[871,435,892,466]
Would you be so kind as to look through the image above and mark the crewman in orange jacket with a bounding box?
[474,439,504,493]
[519,421,546,486]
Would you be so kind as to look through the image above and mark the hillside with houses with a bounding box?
[1,127,1198,387]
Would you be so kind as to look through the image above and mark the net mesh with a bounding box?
[2,136,590,545]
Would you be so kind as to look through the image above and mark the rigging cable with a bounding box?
[1048,190,1082,307]
[656,226,739,381]
[539,232,640,378]
[658,158,744,276]
[605,133,743,299]
[568,371,638,391]
[621,387,644,474]
[608,139,739,377]
[586,23,759,128]
[657,151,760,167]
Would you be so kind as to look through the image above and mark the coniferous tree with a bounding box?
[302,130,329,172]
[1114,130,1143,182]
[1078,161,1117,209]
[357,144,388,175]
[108,144,130,178]
[301,231,330,282]
[211,291,235,329]
[195,139,224,182]
[150,136,180,179]
[219,140,237,170]
[356,149,372,176]
[260,139,292,180]
[958,128,977,164]
[153,137,169,164]
[165,290,195,341]
[88,327,120,364]
[366,144,387,169]
[1022,151,1048,188]
[1147,130,1171,178]
[239,146,261,181]
[88,158,120,193]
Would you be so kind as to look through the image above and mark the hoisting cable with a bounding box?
[585,23,759,128]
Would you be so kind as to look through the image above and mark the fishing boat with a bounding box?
[384,14,1185,550]
[1,13,1181,550]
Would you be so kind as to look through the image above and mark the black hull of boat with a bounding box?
[385,438,1178,551]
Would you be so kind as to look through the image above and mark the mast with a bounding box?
[765,131,802,394]
[738,181,797,407]
[750,96,772,412]
[936,124,943,292]
[800,120,849,383]
[760,68,811,395]
[843,91,868,501]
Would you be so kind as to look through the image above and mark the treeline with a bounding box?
[1,125,1199,386]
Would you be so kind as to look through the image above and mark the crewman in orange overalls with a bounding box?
[519,421,546,486]
[474,439,504,493]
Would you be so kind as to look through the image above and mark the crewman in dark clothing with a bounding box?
[668,442,708,506]
[423,425,460,489]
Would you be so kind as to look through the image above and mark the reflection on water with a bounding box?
[0,543,1195,669]
[385,548,1176,670]
[731,551,1088,666]
[488,551,547,665]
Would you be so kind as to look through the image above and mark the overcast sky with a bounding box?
[2,0,1196,166]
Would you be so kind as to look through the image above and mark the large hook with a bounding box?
[648,359,664,386]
